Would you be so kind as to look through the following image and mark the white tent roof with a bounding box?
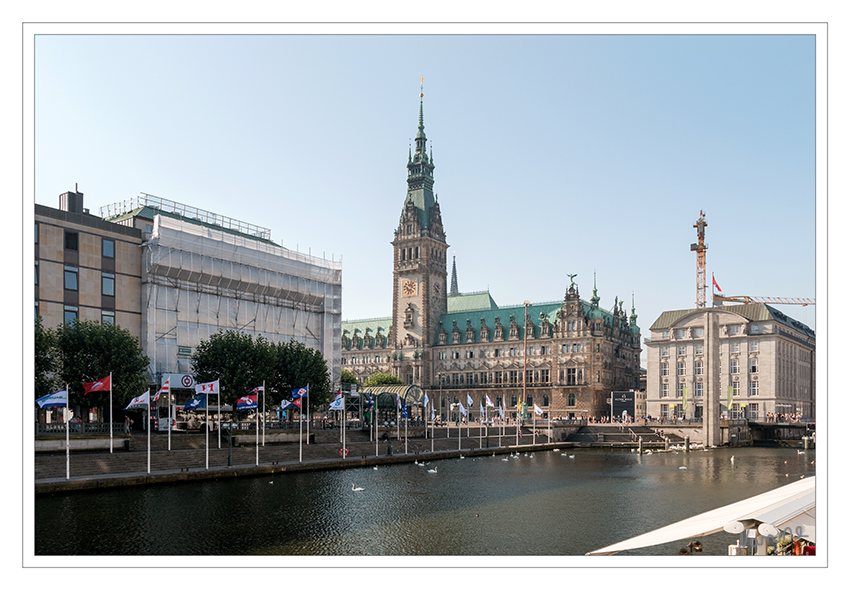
[587,477,815,555]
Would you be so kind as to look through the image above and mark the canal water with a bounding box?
[34,446,815,557]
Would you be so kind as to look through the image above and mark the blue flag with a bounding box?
[184,393,207,410]
[280,399,299,411]
[329,395,344,411]
[236,394,258,410]
[292,386,308,398]
[402,403,408,419]
[36,388,68,409]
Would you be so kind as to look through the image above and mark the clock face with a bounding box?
[402,279,417,296]
[433,281,441,296]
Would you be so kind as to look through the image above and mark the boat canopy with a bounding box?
[586,477,815,555]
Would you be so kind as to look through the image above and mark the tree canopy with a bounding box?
[362,372,403,387]
[52,320,150,415]
[191,331,332,412]
[34,317,58,401]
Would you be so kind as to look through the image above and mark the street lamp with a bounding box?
[438,372,447,439]
[384,421,395,456]
[522,300,530,445]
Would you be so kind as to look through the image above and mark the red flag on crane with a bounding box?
[712,273,722,292]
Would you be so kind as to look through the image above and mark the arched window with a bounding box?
[568,393,576,407]
[542,394,549,407]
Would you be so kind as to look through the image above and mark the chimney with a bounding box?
[59,185,84,214]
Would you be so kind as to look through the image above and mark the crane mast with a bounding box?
[690,210,708,309]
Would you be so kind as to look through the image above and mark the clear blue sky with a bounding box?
[33,32,818,354]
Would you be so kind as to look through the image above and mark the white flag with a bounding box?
[534,404,543,416]
[195,380,219,394]
[498,403,504,419]
[467,394,473,406]
[126,391,150,410]
[459,402,467,416]
[423,392,429,407]
[485,394,494,407]
[329,396,344,411]
[153,378,170,402]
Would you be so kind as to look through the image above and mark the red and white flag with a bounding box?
[153,378,170,402]
[83,375,111,395]
[195,380,220,394]
[712,273,722,292]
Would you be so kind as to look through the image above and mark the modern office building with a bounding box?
[101,194,343,388]
[644,304,815,421]
[36,190,342,393]
[35,189,143,336]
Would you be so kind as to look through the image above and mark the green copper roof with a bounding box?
[341,317,392,336]
[447,291,499,313]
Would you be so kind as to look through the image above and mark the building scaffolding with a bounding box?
[142,213,342,385]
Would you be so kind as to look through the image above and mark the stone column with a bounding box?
[705,311,721,447]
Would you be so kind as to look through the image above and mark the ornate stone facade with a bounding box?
[342,96,642,420]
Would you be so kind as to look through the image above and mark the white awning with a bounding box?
[587,477,815,555]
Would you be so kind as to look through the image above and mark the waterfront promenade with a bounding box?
[34,425,576,494]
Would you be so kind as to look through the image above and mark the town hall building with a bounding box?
[341,94,642,421]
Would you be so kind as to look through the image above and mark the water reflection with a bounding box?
[35,447,815,556]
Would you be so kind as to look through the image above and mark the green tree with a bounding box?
[191,331,277,416]
[270,339,332,412]
[34,317,58,401]
[55,320,150,421]
[340,369,357,386]
[363,372,403,387]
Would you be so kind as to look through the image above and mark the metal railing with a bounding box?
[36,422,125,436]
[100,193,272,241]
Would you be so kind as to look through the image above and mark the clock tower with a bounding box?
[391,89,448,387]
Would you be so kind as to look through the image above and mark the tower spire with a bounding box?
[591,270,600,307]
[450,253,459,295]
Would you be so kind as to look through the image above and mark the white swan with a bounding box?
[352,483,364,491]
[679,466,687,470]
[428,466,438,473]
[373,466,378,470]
[568,455,575,459]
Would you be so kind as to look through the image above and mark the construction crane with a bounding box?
[690,211,708,308]
[712,295,815,307]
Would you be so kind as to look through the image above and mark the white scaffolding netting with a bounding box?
[143,214,342,385]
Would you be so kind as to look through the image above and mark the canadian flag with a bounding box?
[712,273,722,292]
[83,375,110,395]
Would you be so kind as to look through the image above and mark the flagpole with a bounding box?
[217,388,221,449]
[306,387,310,446]
[404,405,408,455]
[342,394,346,460]
[299,402,303,463]
[262,381,266,446]
[375,394,379,458]
[479,404,483,448]
[65,384,70,480]
[205,393,209,471]
[431,400,434,453]
[166,378,172,452]
[255,397,259,466]
[147,389,151,474]
[109,372,113,453]
[458,406,462,452]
